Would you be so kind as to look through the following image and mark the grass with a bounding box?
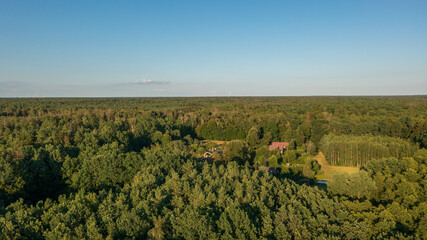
[314,152,360,180]
[200,140,229,145]
[314,174,328,179]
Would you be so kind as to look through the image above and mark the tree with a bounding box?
[223,140,249,164]
[264,121,279,140]
[268,155,279,168]
[311,120,329,145]
[246,126,260,147]
[148,216,165,240]
[307,141,317,155]
[254,146,271,167]
[295,126,305,146]
[302,159,320,178]
[327,171,377,199]
[283,150,297,163]
[261,132,273,146]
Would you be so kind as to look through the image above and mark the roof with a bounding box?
[203,149,223,159]
[268,142,290,151]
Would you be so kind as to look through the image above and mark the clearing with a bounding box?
[200,140,229,145]
[314,152,360,180]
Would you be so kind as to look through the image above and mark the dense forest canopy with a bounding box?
[0,96,426,239]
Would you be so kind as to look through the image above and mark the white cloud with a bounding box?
[130,79,170,85]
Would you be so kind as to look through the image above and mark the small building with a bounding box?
[268,142,290,153]
[203,152,213,159]
[202,148,223,160]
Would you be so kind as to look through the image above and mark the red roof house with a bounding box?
[268,142,289,152]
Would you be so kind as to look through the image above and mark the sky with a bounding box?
[0,0,426,97]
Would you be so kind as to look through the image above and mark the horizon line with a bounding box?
[1,94,426,99]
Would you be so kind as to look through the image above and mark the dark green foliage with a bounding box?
[263,121,279,141]
[364,156,425,207]
[268,155,279,168]
[0,161,374,239]
[327,171,377,199]
[223,140,249,164]
[310,120,329,145]
[0,97,426,239]
[254,146,270,167]
[302,158,321,178]
[62,142,144,190]
[246,126,261,147]
[307,141,317,155]
[295,126,305,146]
[282,150,297,163]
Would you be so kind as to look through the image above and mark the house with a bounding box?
[202,148,223,160]
[268,142,290,153]
[203,152,213,159]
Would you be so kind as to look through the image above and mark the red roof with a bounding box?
[268,142,289,151]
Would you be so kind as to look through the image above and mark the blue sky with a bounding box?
[0,1,426,97]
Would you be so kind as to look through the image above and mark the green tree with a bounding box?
[223,140,249,164]
[268,155,279,168]
[328,171,377,199]
[246,126,260,147]
[295,126,305,146]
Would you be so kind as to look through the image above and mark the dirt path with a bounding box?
[314,152,360,180]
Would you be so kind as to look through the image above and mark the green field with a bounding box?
[314,152,360,180]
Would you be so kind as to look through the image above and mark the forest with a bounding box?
[0,96,426,239]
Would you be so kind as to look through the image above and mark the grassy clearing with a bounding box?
[200,140,229,145]
[314,174,328,179]
[314,152,360,180]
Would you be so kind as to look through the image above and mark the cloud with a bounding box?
[130,79,170,85]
